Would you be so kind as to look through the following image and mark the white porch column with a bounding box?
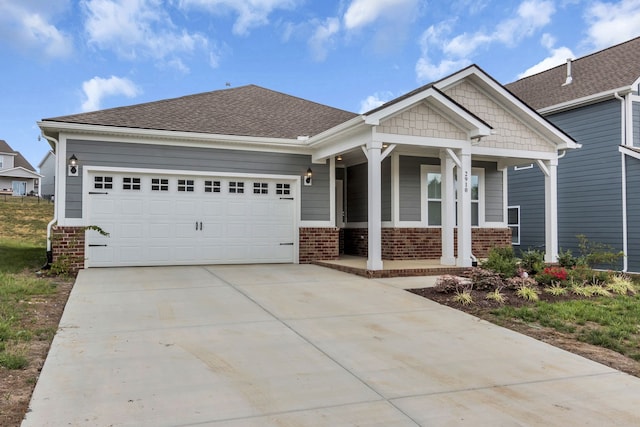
[440,150,456,265]
[367,141,383,270]
[541,158,559,263]
[456,150,473,267]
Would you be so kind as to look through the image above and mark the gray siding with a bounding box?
[345,158,391,222]
[65,139,329,221]
[476,161,503,222]
[509,99,624,266]
[625,155,640,272]
[399,156,438,221]
[39,153,55,198]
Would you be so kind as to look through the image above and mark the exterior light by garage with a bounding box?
[304,168,313,186]
[68,154,78,177]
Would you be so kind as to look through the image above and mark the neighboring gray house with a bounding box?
[38,150,56,200]
[507,37,640,272]
[38,65,576,273]
[0,139,42,196]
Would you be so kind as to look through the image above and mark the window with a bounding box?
[123,177,141,190]
[423,166,482,226]
[229,181,244,194]
[508,206,520,245]
[204,180,221,193]
[94,176,113,190]
[151,178,169,191]
[253,182,268,194]
[177,179,194,192]
[276,183,291,195]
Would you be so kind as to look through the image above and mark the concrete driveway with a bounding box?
[23,265,640,426]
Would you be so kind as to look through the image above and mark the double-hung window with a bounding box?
[422,165,482,226]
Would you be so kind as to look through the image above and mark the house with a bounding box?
[38,65,577,273]
[506,37,640,272]
[38,150,56,200]
[0,139,42,196]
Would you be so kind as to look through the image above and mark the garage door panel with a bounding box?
[86,173,297,267]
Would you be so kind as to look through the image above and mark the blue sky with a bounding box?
[2,0,640,168]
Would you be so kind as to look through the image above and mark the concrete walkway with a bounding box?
[23,265,640,426]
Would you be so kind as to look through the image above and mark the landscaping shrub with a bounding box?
[481,246,518,278]
[466,267,504,290]
[576,234,623,269]
[504,276,537,290]
[557,249,578,268]
[519,249,546,275]
[434,275,471,293]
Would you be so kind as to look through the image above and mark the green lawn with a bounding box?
[0,197,57,369]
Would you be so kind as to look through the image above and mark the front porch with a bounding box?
[315,255,471,279]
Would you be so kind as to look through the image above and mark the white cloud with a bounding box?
[178,0,299,36]
[0,0,73,58]
[358,91,394,113]
[82,0,210,69]
[415,0,555,82]
[343,0,418,31]
[308,17,340,61]
[584,0,640,49]
[518,43,574,78]
[81,75,141,112]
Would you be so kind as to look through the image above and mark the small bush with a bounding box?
[516,286,539,301]
[481,246,518,278]
[544,284,568,296]
[467,267,504,290]
[485,289,506,304]
[452,290,474,305]
[577,234,624,269]
[557,249,578,268]
[435,275,471,294]
[607,275,636,295]
[520,249,546,275]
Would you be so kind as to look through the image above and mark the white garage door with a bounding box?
[85,171,297,267]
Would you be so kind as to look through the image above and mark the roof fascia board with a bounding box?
[307,115,365,146]
[39,121,312,154]
[311,126,372,162]
[539,86,635,115]
[0,167,43,178]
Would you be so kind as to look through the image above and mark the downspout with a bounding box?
[40,132,59,269]
[614,92,628,272]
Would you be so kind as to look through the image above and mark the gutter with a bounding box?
[40,132,59,269]
[614,92,628,272]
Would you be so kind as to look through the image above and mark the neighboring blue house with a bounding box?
[39,66,575,273]
[506,37,640,272]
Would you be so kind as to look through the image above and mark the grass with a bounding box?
[492,289,640,361]
[0,197,55,369]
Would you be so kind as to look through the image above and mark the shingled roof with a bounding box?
[43,85,358,139]
[506,37,640,110]
[0,139,36,171]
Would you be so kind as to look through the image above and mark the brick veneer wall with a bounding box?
[343,227,512,259]
[51,226,85,274]
[299,227,340,263]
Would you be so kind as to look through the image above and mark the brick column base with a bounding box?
[299,227,339,263]
[51,226,85,275]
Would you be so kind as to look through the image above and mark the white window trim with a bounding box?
[420,165,485,227]
[508,205,521,245]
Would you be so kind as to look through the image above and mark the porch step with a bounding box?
[313,260,470,279]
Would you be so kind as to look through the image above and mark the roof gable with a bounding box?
[42,85,358,139]
[506,37,640,111]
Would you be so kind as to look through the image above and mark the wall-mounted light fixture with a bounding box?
[68,154,79,177]
[304,167,313,186]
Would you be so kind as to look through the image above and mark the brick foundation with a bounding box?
[344,227,512,259]
[51,226,85,275]
[299,227,340,263]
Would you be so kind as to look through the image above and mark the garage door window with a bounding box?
[151,178,169,191]
[94,176,113,190]
[276,183,290,195]
[123,177,141,190]
[253,182,268,194]
[229,182,244,194]
[204,180,221,193]
[178,179,195,192]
